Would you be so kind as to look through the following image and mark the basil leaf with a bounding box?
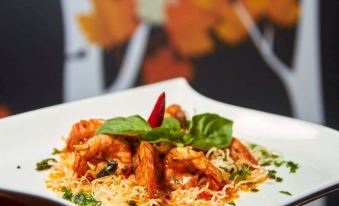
[185,113,233,151]
[140,117,184,144]
[161,117,181,129]
[140,127,184,145]
[96,115,151,136]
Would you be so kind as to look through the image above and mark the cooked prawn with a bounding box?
[74,134,132,178]
[66,119,104,151]
[153,142,175,155]
[134,141,163,197]
[229,138,257,165]
[164,146,225,190]
[165,104,187,128]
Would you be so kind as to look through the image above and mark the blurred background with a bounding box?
[0,0,338,205]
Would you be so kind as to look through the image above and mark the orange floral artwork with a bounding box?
[240,0,269,20]
[0,104,11,118]
[214,0,248,46]
[266,0,300,27]
[165,0,217,57]
[77,0,300,84]
[78,0,138,48]
[142,47,194,84]
[78,0,300,51]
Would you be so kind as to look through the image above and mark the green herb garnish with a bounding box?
[223,155,228,161]
[36,158,56,171]
[276,177,283,182]
[260,150,270,158]
[140,119,185,146]
[184,113,233,151]
[286,161,299,173]
[274,160,285,167]
[260,161,273,166]
[251,188,259,192]
[95,115,151,136]
[127,200,138,206]
[230,165,250,181]
[73,192,101,206]
[61,187,101,206]
[52,148,62,155]
[96,161,118,178]
[17,165,21,169]
[279,191,292,196]
[267,170,283,182]
[61,187,73,201]
[258,149,280,166]
[228,201,236,206]
[267,169,277,179]
[249,143,258,149]
[96,113,233,152]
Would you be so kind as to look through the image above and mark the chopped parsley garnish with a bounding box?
[286,161,299,173]
[251,188,259,192]
[279,191,292,196]
[258,149,281,166]
[52,148,62,155]
[61,187,73,201]
[73,192,101,206]
[230,165,250,181]
[260,150,270,158]
[249,143,258,150]
[96,160,118,178]
[276,177,283,182]
[267,170,283,182]
[36,158,56,171]
[61,187,101,206]
[228,201,236,206]
[260,161,273,166]
[223,155,228,161]
[127,200,138,206]
[274,160,286,167]
[267,169,277,179]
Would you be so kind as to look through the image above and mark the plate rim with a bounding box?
[0,77,338,206]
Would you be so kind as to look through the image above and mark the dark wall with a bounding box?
[320,0,339,204]
[0,0,64,114]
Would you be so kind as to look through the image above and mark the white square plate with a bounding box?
[0,78,338,206]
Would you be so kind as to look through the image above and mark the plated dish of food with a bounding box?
[0,78,339,206]
[39,92,298,206]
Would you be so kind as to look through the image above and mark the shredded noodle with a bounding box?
[46,140,279,206]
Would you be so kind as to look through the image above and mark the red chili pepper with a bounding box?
[148,92,166,128]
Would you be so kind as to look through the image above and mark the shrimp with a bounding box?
[133,141,163,197]
[66,119,104,151]
[165,104,187,128]
[164,146,225,190]
[229,138,257,165]
[153,142,175,155]
[74,134,132,178]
